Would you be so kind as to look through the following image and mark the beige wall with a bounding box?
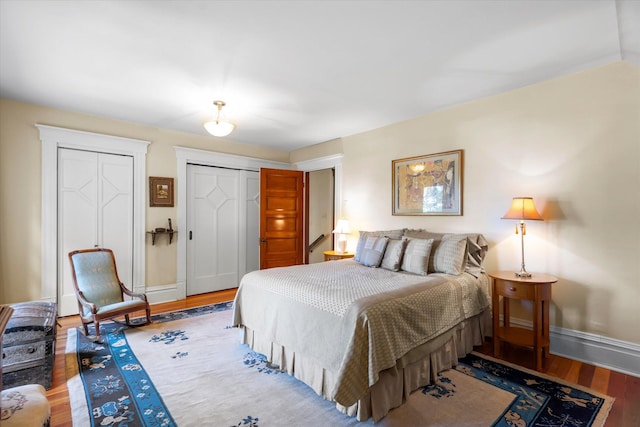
[1,61,638,346]
[293,61,640,345]
[0,99,289,303]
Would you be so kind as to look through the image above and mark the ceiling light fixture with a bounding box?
[204,100,235,137]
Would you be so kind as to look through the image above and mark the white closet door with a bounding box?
[187,164,240,295]
[58,148,133,316]
[98,153,134,291]
[242,170,260,276]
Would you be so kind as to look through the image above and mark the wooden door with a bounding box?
[259,168,304,269]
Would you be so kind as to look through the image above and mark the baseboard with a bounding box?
[145,283,180,304]
[506,316,640,377]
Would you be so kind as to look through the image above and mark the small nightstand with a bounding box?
[323,250,354,261]
[489,271,557,371]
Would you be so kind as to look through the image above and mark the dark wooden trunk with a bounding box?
[2,302,58,390]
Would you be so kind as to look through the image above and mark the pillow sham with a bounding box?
[432,234,468,275]
[354,229,405,262]
[465,234,489,277]
[400,238,434,275]
[403,229,488,276]
[380,238,407,271]
[359,236,389,267]
[403,229,444,272]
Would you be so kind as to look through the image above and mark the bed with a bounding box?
[232,229,490,422]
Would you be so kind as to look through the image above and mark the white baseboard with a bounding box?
[506,316,640,377]
[145,283,180,304]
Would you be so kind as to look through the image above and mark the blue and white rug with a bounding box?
[66,303,613,426]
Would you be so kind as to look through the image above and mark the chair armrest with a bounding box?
[120,283,148,302]
[75,289,98,314]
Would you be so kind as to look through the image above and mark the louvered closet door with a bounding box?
[58,148,133,316]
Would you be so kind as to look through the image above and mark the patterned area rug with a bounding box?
[65,302,613,426]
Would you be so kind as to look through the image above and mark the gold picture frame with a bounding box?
[149,176,174,207]
[392,150,463,215]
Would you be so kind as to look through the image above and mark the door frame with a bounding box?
[38,125,150,305]
[292,154,344,251]
[174,147,289,301]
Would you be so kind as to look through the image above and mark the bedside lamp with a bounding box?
[502,197,543,277]
[332,219,351,254]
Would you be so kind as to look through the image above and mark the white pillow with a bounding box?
[401,238,434,275]
[359,236,389,267]
[432,234,468,275]
[381,238,407,271]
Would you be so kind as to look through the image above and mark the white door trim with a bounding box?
[292,154,344,249]
[37,125,150,305]
[174,146,289,300]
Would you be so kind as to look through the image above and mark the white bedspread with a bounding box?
[232,259,489,407]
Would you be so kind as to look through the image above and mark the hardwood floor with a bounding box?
[47,289,638,426]
[47,290,236,427]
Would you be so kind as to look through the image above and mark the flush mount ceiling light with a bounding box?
[204,100,235,137]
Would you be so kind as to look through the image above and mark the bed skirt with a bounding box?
[239,308,491,422]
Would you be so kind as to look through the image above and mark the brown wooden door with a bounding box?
[260,168,304,269]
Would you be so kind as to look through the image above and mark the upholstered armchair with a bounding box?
[68,248,151,341]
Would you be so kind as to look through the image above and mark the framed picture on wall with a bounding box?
[392,149,463,215]
[149,176,174,207]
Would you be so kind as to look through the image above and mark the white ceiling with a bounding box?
[1,1,638,152]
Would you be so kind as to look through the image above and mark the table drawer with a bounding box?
[495,280,535,300]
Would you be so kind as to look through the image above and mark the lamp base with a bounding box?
[336,239,347,254]
[515,270,532,278]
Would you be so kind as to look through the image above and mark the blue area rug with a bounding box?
[451,354,611,426]
[65,302,612,426]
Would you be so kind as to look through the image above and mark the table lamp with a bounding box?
[332,219,351,254]
[502,197,543,277]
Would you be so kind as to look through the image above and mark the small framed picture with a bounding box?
[392,149,463,215]
[149,176,174,207]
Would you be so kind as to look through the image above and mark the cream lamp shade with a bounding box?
[502,197,543,221]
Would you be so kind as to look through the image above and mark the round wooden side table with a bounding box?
[323,250,354,261]
[489,270,558,371]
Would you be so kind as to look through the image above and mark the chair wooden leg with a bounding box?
[125,314,131,325]
[82,322,89,336]
[94,320,101,341]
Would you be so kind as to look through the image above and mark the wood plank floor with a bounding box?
[47,289,638,426]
